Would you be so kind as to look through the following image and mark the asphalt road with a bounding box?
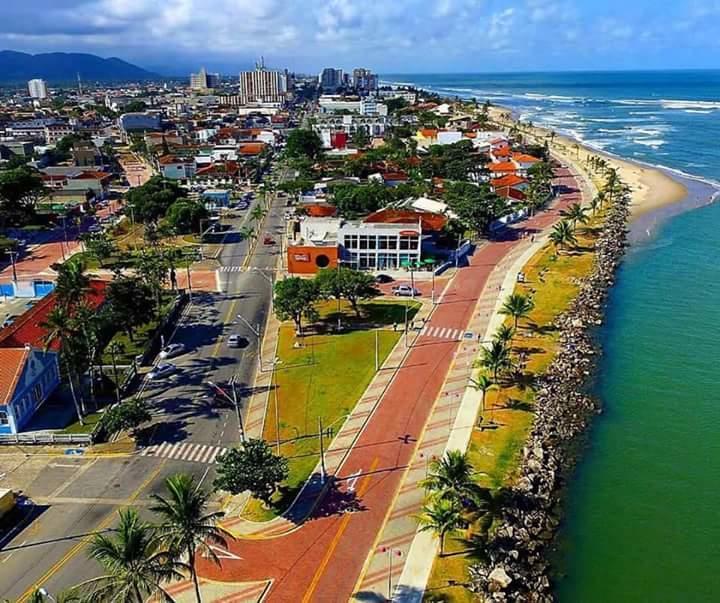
[0,167,290,601]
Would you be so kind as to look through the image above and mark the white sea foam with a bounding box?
[633,139,666,148]
[660,99,720,111]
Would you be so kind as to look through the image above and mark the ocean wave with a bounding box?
[660,99,720,111]
[587,117,642,123]
[633,139,666,148]
[521,92,586,103]
[682,109,713,114]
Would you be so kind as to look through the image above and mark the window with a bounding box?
[33,383,43,403]
[345,235,358,249]
[359,235,369,250]
[315,254,330,268]
[387,237,397,250]
[0,410,7,425]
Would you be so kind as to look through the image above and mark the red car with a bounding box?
[263,236,276,245]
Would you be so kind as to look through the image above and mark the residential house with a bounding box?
[158,155,197,180]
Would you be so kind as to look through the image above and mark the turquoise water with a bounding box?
[387,71,720,599]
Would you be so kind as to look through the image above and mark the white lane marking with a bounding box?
[209,447,222,464]
[198,445,215,464]
[155,442,171,457]
[203,543,243,561]
[169,443,188,460]
[346,469,362,492]
[186,445,203,463]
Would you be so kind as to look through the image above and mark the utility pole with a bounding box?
[230,378,246,443]
[318,416,326,483]
[375,328,379,371]
[6,250,18,283]
[185,264,193,302]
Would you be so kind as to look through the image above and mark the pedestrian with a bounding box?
[531,235,536,243]
[393,321,397,332]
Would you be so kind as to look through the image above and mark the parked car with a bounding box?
[159,343,186,359]
[263,235,276,245]
[147,363,176,380]
[227,334,248,348]
[392,285,420,297]
[375,274,394,284]
[2,315,19,329]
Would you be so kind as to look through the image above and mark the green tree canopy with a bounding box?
[98,398,151,438]
[330,182,392,218]
[443,181,505,236]
[106,274,155,341]
[163,198,208,234]
[126,176,184,224]
[81,231,117,267]
[316,268,380,317]
[273,276,320,336]
[285,129,323,161]
[214,439,289,504]
[0,166,44,225]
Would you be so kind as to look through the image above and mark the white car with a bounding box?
[159,343,186,359]
[227,334,248,348]
[148,363,176,380]
[392,285,420,297]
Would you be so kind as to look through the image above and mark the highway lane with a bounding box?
[0,167,291,600]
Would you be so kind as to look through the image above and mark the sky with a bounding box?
[2,0,720,75]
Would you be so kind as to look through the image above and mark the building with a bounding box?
[318,96,387,116]
[313,115,390,148]
[72,140,102,167]
[378,88,417,104]
[118,113,162,142]
[319,68,344,92]
[27,79,48,100]
[352,68,378,95]
[190,67,221,91]
[158,155,197,180]
[0,280,107,434]
[239,58,288,105]
[287,217,422,274]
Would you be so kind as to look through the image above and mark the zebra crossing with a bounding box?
[139,441,228,464]
[418,325,466,341]
[219,265,244,273]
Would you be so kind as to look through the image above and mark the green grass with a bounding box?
[62,411,103,434]
[423,214,606,601]
[242,300,418,521]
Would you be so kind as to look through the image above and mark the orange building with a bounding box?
[287,245,339,274]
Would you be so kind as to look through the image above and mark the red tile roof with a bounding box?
[364,209,447,232]
[195,161,240,177]
[512,152,541,164]
[0,280,107,351]
[491,174,528,189]
[381,171,408,182]
[0,348,29,405]
[239,142,266,155]
[419,129,438,138]
[304,203,338,218]
[488,162,517,174]
[496,186,526,201]
[493,146,512,158]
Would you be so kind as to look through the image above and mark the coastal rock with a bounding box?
[488,567,513,590]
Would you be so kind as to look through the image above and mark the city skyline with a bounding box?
[1,0,719,75]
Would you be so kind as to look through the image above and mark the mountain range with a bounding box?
[0,51,158,84]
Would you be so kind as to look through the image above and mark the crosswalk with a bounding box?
[418,325,466,341]
[139,441,228,464]
[219,265,243,273]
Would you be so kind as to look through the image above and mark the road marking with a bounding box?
[346,469,362,492]
[301,457,379,603]
[17,461,166,603]
[203,543,243,561]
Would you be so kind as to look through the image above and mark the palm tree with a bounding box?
[108,341,125,403]
[494,323,515,345]
[151,473,231,603]
[239,225,256,242]
[79,508,182,602]
[54,261,91,309]
[422,450,480,502]
[500,293,535,330]
[469,375,495,416]
[549,220,578,253]
[41,306,86,422]
[561,202,588,227]
[480,340,511,383]
[590,193,604,215]
[250,204,267,223]
[417,497,464,556]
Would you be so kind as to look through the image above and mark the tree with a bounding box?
[316,268,380,317]
[250,204,267,223]
[124,100,148,113]
[549,220,578,253]
[136,251,169,316]
[561,202,589,227]
[494,323,516,345]
[151,474,230,603]
[273,277,320,336]
[107,341,125,403]
[443,181,505,236]
[99,398,151,439]
[106,275,155,341]
[79,508,181,602]
[469,375,494,416]
[214,439,289,504]
[285,129,323,161]
[0,166,44,226]
[385,97,409,114]
[330,182,392,218]
[417,497,464,556]
[421,450,482,506]
[164,198,208,234]
[126,176,184,224]
[54,261,91,309]
[81,232,117,267]
[350,128,370,148]
[480,339,511,383]
[500,293,535,330]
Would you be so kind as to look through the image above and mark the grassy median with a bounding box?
[423,217,604,601]
[243,299,420,521]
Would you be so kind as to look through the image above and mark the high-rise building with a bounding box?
[319,68,344,92]
[239,58,288,105]
[27,79,48,100]
[190,67,220,91]
[352,68,378,95]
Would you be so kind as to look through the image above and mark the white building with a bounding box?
[239,59,288,105]
[190,67,220,91]
[314,115,390,148]
[340,221,422,270]
[28,79,48,100]
[378,88,417,104]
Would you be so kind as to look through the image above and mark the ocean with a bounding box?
[386,71,720,600]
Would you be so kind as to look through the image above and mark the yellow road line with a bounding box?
[301,457,379,603]
[17,461,166,602]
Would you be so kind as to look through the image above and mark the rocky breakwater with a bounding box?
[468,191,631,602]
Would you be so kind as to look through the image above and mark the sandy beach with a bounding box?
[488,107,688,219]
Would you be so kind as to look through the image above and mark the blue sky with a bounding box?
[1,0,719,75]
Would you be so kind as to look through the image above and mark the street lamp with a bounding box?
[207,379,246,442]
[379,547,403,600]
[5,250,18,283]
[38,589,56,602]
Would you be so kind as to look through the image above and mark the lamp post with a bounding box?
[208,379,246,443]
[380,547,403,601]
[6,250,18,283]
